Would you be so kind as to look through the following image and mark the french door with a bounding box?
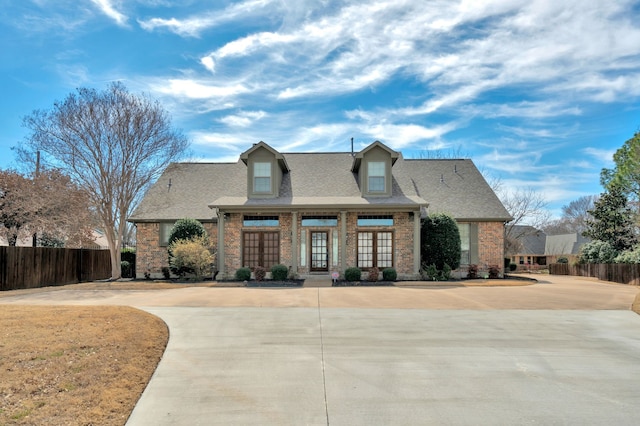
[310,231,329,271]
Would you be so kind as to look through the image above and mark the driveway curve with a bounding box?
[2,274,639,425]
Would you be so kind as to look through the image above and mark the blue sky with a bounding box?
[1,0,640,218]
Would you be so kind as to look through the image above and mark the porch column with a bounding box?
[340,211,347,271]
[217,209,225,278]
[413,210,421,275]
[291,211,298,273]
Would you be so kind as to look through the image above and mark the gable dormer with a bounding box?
[240,141,290,199]
[351,141,399,197]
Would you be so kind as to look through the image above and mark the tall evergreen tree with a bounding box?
[421,213,461,270]
[583,184,637,252]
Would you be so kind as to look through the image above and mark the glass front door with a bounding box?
[310,231,328,271]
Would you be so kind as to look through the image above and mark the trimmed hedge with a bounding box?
[345,267,362,282]
[235,267,251,281]
[271,264,288,281]
[382,267,397,281]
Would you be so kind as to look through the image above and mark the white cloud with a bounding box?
[153,79,249,99]
[138,0,279,37]
[218,110,267,127]
[90,0,128,26]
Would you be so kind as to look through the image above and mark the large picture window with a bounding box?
[243,231,279,269]
[253,162,271,193]
[357,231,393,269]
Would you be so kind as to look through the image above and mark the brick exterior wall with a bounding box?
[135,221,217,278]
[136,216,503,280]
[218,210,417,279]
[477,221,506,270]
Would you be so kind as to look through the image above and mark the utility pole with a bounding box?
[32,151,40,247]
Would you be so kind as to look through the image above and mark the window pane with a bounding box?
[301,217,338,227]
[263,232,279,269]
[254,176,271,192]
[254,162,271,192]
[376,232,393,268]
[368,161,385,192]
[160,222,175,246]
[357,216,393,226]
[243,232,260,268]
[243,216,279,227]
[254,162,271,177]
[357,232,374,268]
[458,223,470,264]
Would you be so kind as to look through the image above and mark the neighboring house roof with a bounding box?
[511,225,547,255]
[129,150,512,222]
[510,225,591,256]
[545,233,591,255]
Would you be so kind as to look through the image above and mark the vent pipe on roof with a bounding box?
[351,137,354,156]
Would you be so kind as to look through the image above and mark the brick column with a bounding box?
[217,210,225,277]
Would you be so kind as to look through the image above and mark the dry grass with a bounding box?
[0,305,168,426]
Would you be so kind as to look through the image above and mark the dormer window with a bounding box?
[368,161,386,192]
[253,162,271,193]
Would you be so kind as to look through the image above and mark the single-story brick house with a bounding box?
[129,141,512,279]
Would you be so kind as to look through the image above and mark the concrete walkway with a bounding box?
[2,275,640,425]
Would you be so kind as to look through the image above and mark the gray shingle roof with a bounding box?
[129,152,511,222]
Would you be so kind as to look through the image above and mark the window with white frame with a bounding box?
[253,162,271,193]
[368,161,385,192]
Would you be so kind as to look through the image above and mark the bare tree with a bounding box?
[0,168,94,246]
[19,83,188,279]
[544,195,597,235]
[499,187,550,256]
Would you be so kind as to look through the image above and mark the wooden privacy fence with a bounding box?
[0,246,111,291]
[550,263,640,286]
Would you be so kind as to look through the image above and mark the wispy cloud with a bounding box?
[90,0,128,26]
[138,0,279,37]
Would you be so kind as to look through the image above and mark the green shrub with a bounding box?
[271,264,288,281]
[614,247,640,264]
[441,263,452,280]
[509,263,517,271]
[382,268,397,281]
[254,266,266,281]
[579,240,617,264]
[556,256,569,264]
[168,218,207,246]
[421,213,461,271]
[422,263,438,280]
[168,236,213,279]
[168,218,209,276]
[345,267,361,282]
[235,267,251,281]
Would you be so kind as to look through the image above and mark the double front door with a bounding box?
[310,231,328,271]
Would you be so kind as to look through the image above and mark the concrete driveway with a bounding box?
[2,274,640,425]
